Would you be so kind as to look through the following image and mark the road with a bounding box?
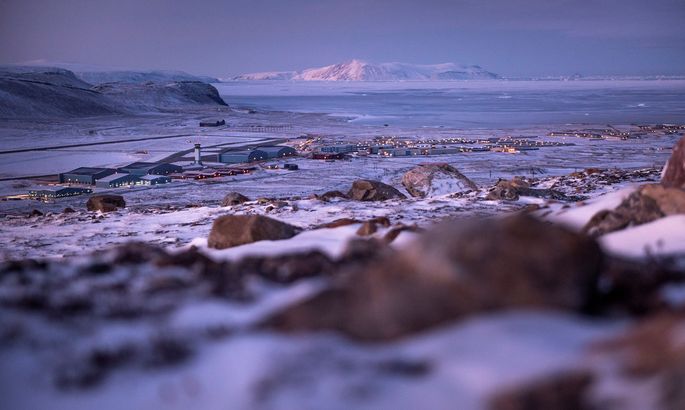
[0,133,195,155]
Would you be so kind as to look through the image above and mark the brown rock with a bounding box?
[221,192,250,206]
[662,135,685,188]
[369,216,391,227]
[318,190,348,201]
[356,221,377,236]
[640,184,685,215]
[233,250,335,284]
[582,185,678,236]
[594,313,685,377]
[63,207,76,214]
[264,214,602,341]
[415,214,602,313]
[86,195,125,212]
[207,215,300,249]
[316,218,360,229]
[28,209,43,217]
[347,179,406,201]
[383,224,422,244]
[488,371,595,410]
[402,163,477,198]
[487,178,576,202]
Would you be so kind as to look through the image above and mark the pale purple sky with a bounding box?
[1,0,684,77]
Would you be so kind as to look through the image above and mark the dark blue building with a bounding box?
[117,162,183,176]
[59,167,117,185]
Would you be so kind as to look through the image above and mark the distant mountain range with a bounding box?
[234,59,499,81]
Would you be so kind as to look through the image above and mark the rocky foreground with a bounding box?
[2,139,685,409]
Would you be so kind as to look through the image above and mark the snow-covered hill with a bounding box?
[235,60,499,81]
[77,70,218,85]
[0,66,226,118]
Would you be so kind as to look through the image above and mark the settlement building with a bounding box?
[319,145,356,154]
[59,167,117,185]
[118,162,182,176]
[312,152,345,160]
[257,145,297,159]
[95,173,141,189]
[29,187,93,200]
[216,149,268,164]
[139,175,171,185]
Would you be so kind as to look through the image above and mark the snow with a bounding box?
[186,225,365,261]
[546,186,638,229]
[0,312,620,410]
[599,215,685,258]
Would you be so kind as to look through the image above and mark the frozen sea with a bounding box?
[216,80,685,129]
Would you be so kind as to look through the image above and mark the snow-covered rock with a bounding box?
[236,59,499,81]
[402,163,477,198]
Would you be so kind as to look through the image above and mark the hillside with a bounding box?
[235,59,499,81]
[0,66,226,118]
[0,66,124,118]
[94,81,227,111]
[76,69,218,85]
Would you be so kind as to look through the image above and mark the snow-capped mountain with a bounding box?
[234,60,499,81]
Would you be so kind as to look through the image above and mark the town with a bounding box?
[4,121,682,203]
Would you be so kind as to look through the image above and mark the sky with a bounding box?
[1,0,684,78]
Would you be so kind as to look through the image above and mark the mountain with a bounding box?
[0,66,124,118]
[235,59,499,81]
[20,61,219,84]
[94,81,227,112]
[76,70,219,85]
[0,66,226,119]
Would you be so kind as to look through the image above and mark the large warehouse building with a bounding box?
[117,162,182,176]
[59,167,117,185]
[216,149,268,164]
[95,173,142,189]
[258,145,297,159]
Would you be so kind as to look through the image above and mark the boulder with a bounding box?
[63,207,76,214]
[583,184,685,236]
[487,371,595,410]
[86,195,125,212]
[356,221,378,236]
[640,184,685,215]
[207,215,300,249]
[28,209,43,217]
[264,214,602,341]
[347,179,406,201]
[315,218,360,229]
[318,190,348,201]
[662,135,685,188]
[487,177,578,201]
[221,192,250,206]
[402,163,477,198]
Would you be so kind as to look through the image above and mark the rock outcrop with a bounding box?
[402,163,477,198]
[487,177,579,201]
[662,136,685,188]
[207,215,300,249]
[221,192,250,206]
[347,180,406,201]
[86,195,126,213]
[584,184,685,236]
